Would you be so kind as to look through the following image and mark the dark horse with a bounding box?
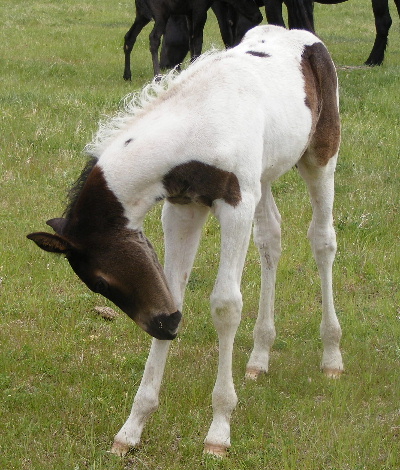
[160,1,262,70]
[266,0,399,65]
[159,0,316,70]
[123,0,262,79]
[159,0,399,71]
[365,0,400,65]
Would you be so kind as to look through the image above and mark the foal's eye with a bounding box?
[94,278,109,295]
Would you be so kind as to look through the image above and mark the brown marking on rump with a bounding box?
[162,161,241,207]
[301,42,341,166]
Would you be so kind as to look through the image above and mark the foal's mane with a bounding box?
[63,156,98,220]
[63,51,222,220]
[62,69,184,220]
[85,68,181,159]
[85,50,220,159]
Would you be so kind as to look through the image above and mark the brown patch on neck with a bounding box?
[301,42,341,166]
[163,161,241,207]
[64,165,128,242]
[49,163,179,337]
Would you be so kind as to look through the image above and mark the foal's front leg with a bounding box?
[111,202,209,456]
[204,195,255,456]
[162,201,210,308]
[112,339,171,456]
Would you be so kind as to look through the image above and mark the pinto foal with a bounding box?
[28,25,344,457]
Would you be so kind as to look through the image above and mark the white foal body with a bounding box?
[28,25,343,457]
[109,26,343,456]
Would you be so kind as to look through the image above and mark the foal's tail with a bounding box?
[286,0,315,33]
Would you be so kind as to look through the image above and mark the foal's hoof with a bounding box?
[322,367,343,379]
[245,366,266,380]
[110,441,132,457]
[204,443,227,458]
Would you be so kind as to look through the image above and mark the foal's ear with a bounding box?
[46,217,67,235]
[27,232,73,254]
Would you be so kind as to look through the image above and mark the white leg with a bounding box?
[162,201,210,310]
[112,202,209,456]
[297,154,344,377]
[204,194,256,456]
[246,184,281,379]
[112,338,171,455]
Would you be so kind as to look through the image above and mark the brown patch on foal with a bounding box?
[301,43,341,166]
[246,51,271,58]
[163,161,241,207]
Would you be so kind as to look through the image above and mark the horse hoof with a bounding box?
[204,443,227,458]
[323,367,343,379]
[110,441,131,457]
[245,366,265,380]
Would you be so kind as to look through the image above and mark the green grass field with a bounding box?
[1,0,399,469]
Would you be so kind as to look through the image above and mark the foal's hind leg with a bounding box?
[297,154,344,377]
[246,184,281,379]
[111,202,209,456]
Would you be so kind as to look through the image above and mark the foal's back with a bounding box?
[141,25,338,188]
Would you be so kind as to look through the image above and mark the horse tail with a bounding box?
[285,0,315,33]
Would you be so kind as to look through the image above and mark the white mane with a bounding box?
[85,49,221,158]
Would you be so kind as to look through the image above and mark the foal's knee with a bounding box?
[210,289,242,333]
[134,389,159,417]
[308,223,337,263]
[253,221,281,268]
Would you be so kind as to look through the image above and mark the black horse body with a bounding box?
[123,0,262,79]
[159,0,315,70]
[156,0,399,75]
[266,0,399,66]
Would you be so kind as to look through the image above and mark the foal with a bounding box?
[28,25,344,457]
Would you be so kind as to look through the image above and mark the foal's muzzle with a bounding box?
[145,310,182,340]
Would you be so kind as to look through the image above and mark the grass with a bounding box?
[1,0,399,469]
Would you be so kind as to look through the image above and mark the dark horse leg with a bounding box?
[189,10,209,62]
[149,13,170,77]
[212,1,236,48]
[286,0,314,30]
[264,0,286,26]
[124,13,151,80]
[159,16,189,70]
[263,0,314,31]
[365,0,392,65]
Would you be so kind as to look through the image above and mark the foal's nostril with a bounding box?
[146,310,182,340]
